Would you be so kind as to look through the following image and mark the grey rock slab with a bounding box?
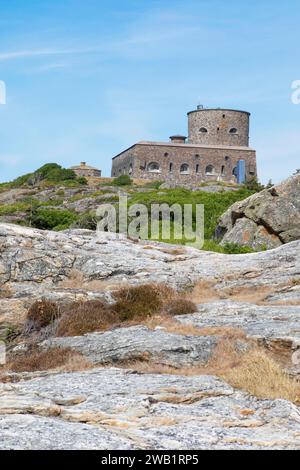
[41,326,219,367]
[178,300,300,349]
[0,414,133,450]
[1,368,300,449]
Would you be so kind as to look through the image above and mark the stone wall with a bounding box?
[188,109,250,147]
[111,142,257,184]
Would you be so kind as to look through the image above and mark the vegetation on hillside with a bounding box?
[0,163,87,191]
[0,164,269,252]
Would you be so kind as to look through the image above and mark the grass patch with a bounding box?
[8,347,90,372]
[112,284,174,321]
[56,300,119,337]
[25,299,60,332]
[222,350,300,403]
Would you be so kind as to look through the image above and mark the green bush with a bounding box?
[222,242,254,254]
[113,175,132,186]
[77,176,88,185]
[243,178,265,192]
[31,208,78,231]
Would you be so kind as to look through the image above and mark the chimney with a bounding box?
[169,135,187,144]
[80,162,86,167]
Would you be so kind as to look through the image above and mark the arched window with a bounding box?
[205,165,214,175]
[180,163,189,174]
[200,127,208,133]
[229,128,238,134]
[147,162,160,172]
[169,162,173,172]
[196,164,200,174]
[221,165,225,176]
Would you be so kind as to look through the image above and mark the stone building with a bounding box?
[71,162,102,178]
[111,106,257,184]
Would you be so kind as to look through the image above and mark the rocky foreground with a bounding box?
[0,223,300,449]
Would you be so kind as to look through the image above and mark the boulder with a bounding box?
[216,174,300,249]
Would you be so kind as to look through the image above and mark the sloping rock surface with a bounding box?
[1,369,300,450]
[216,174,300,249]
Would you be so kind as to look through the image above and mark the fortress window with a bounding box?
[199,127,208,133]
[147,162,160,173]
[180,164,189,174]
[205,165,214,175]
[223,114,226,118]
[164,152,169,157]
[129,164,133,175]
[225,156,230,161]
[169,163,173,172]
[229,128,238,134]
[195,154,200,159]
[221,165,226,176]
[196,164,200,174]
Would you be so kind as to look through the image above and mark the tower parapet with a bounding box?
[187,108,250,147]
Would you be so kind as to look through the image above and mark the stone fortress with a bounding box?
[111,106,257,184]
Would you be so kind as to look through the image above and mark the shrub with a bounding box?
[56,300,119,337]
[72,212,98,230]
[112,284,168,321]
[222,242,254,254]
[31,208,78,230]
[76,176,88,185]
[8,347,86,372]
[113,175,132,186]
[163,299,197,316]
[25,299,60,332]
[243,177,265,192]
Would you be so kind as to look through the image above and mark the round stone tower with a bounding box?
[187,107,250,147]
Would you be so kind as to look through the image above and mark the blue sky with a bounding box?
[0,0,299,184]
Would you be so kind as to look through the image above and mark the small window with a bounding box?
[232,167,238,176]
[205,165,214,175]
[225,156,230,161]
[199,127,208,133]
[229,128,238,134]
[169,162,173,173]
[195,154,200,159]
[196,164,200,174]
[180,163,189,174]
[217,127,220,132]
[147,162,160,172]
[164,152,169,157]
[221,165,225,176]
[223,114,226,118]
[128,164,133,175]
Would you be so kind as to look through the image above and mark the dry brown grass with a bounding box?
[25,299,60,332]
[0,285,14,299]
[59,269,129,291]
[189,279,221,303]
[112,283,175,321]
[119,336,300,404]
[56,300,119,337]
[162,299,197,316]
[222,350,300,403]
[8,347,91,373]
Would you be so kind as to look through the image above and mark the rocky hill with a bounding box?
[0,223,300,449]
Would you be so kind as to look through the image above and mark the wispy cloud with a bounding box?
[0,46,99,62]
